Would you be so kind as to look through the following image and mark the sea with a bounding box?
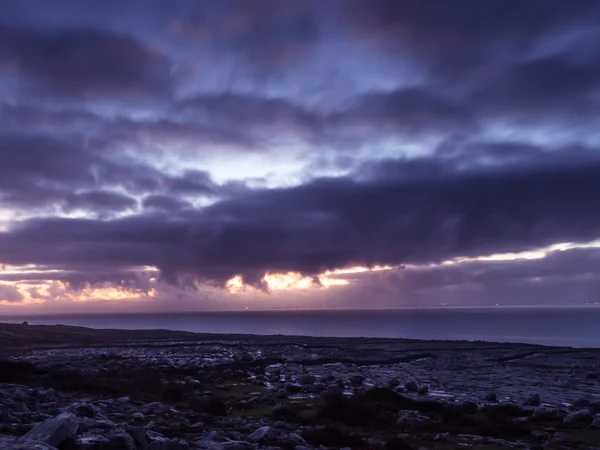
[2,306,600,348]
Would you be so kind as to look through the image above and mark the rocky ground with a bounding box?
[1,323,600,449]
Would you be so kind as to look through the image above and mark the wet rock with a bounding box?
[591,416,600,428]
[248,426,276,443]
[397,410,432,428]
[133,412,145,420]
[563,409,593,425]
[404,381,418,392]
[24,412,78,447]
[523,393,541,406]
[348,374,365,385]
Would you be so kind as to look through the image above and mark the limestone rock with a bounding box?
[24,412,78,447]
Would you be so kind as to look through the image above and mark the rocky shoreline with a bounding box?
[1,323,600,449]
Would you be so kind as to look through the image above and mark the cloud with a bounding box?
[1,145,599,288]
[142,195,192,212]
[64,191,137,215]
[0,283,24,302]
[0,25,173,100]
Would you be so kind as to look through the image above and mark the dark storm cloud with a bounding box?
[64,191,137,214]
[2,0,600,302]
[0,25,172,99]
[344,0,600,78]
[1,147,600,287]
[142,195,192,212]
[0,132,217,211]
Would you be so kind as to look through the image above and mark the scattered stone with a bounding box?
[24,412,78,448]
[132,412,145,420]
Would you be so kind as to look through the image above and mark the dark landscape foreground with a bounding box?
[1,323,600,449]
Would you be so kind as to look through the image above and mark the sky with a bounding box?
[1,0,600,314]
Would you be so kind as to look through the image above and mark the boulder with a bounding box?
[591,416,600,428]
[0,435,58,450]
[247,426,276,443]
[404,381,418,392]
[564,409,593,425]
[24,412,78,447]
[417,385,429,395]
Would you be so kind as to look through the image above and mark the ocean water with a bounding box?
[2,306,600,348]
